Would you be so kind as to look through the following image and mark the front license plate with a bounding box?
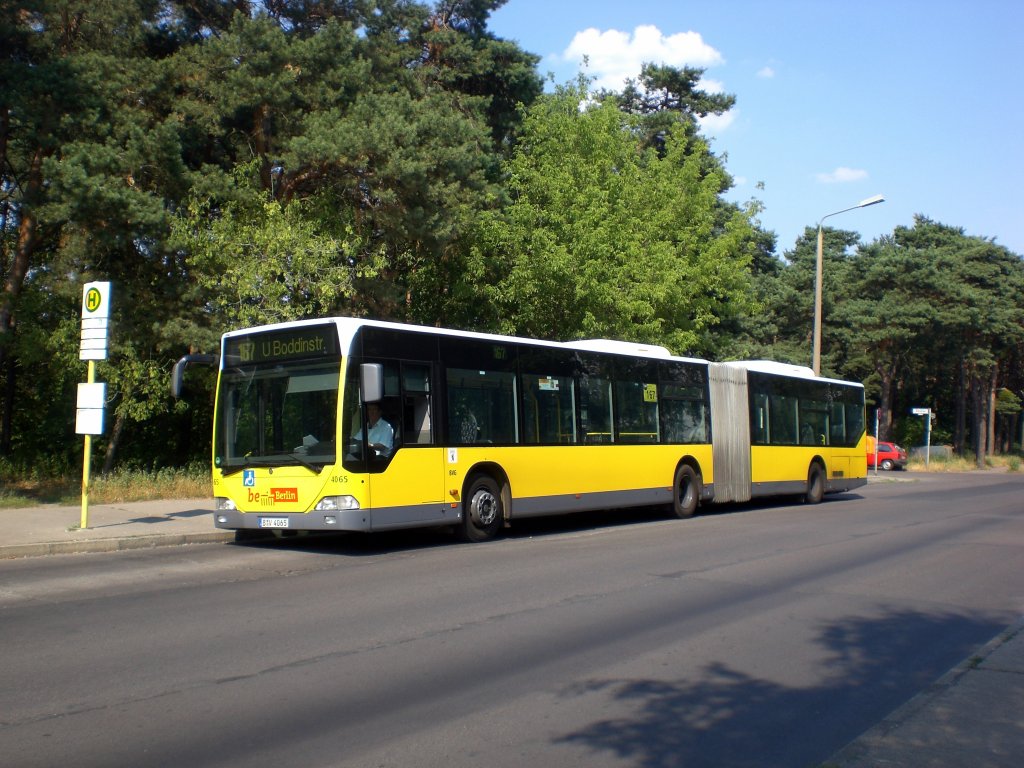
[259,517,289,529]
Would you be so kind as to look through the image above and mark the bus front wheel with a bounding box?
[671,464,701,519]
[460,474,503,542]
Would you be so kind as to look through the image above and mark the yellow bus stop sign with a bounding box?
[85,286,103,313]
[81,281,111,319]
[80,281,111,361]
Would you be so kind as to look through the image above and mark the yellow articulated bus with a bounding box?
[172,318,867,542]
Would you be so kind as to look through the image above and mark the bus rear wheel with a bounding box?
[804,463,825,504]
[671,464,701,519]
[460,474,503,542]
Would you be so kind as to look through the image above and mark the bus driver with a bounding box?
[353,402,394,457]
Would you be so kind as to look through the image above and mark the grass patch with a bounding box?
[906,454,976,472]
[906,452,1022,472]
[0,463,210,507]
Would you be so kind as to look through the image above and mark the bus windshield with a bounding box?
[214,319,345,476]
[217,361,341,474]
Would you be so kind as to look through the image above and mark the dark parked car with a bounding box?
[868,440,907,470]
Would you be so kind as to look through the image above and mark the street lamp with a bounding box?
[812,194,885,375]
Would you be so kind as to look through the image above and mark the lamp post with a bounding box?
[812,194,885,375]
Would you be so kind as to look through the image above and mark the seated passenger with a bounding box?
[454,403,478,444]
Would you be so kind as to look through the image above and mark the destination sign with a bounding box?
[225,325,339,364]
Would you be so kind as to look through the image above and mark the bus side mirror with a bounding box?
[360,363,383,403]
[171,354,219,399]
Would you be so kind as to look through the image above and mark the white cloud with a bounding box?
[564,25,724,93]
[757,66,776,79]
[816,167,869,184]
[699,77,726,94]
[698,110,737,135]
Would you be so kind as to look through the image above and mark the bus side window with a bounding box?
[751,392,769,444]
[580,376,613,444]
[402,363,433,445]
[521,373,576,444]
[770,393,798,445]
[446,368,519,445]
[615,380,659,443]
[830,403,846,446]
[845,402,865,446]
[799,398,829,446]
[663,395,708,444]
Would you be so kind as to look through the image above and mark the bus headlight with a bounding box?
[215,497,237,511]
[315,495,360,511]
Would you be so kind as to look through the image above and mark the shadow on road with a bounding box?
[226,493,867,557]
[554,609,1009,768]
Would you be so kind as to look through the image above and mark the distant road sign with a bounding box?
[911,407,931,415]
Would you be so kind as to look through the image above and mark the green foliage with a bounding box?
[744,215,1024,456]
[468,81,758,354]
[996,388,1021,416]
[2,0,1019,480]
[1,0,540,472]
[166,2,538,325]
[173,177,368,328]
[611,62,736,164]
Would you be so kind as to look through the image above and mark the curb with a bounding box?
[0,530,236,560]
[825,616,1024,767]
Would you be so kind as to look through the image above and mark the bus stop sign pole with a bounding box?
[911,407,932,467]
[77,282,111,529]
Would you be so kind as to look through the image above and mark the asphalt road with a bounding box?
[2,472,1022,768]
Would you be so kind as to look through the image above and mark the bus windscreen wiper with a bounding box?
[286,452,326,474]
[220,453,326,475]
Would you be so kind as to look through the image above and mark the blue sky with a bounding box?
[489,0,1024,257]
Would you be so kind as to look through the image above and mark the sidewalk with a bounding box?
[0,497,231,559]
[825,617,1024,767]
[1,497,1021,767]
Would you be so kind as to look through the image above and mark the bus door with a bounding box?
[366,361,447,527]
